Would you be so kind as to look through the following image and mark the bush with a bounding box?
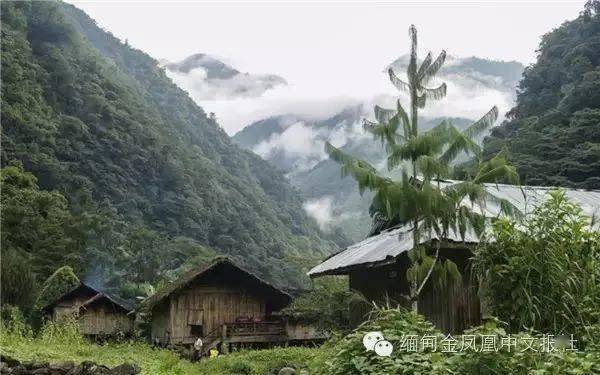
[280,276,358,332]
[318,306,600,375]
[1,305,33,339]
[450,319,600,374]
[316,307,449,375]
[472,190,600,348]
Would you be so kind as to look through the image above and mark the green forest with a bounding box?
[1,1,600,374]
[482,2,600,188]
[1,0,344,312]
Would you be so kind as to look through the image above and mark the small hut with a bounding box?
[308,182,600,333]
[42,283,134,336]
[143,257,292,352]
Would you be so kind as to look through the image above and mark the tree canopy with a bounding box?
[0,0,340,299]
[483,0,600,188]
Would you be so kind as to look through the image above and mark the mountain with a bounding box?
[232,56,524,241]
[482,2,600,189]
[0,1,339,295]
[162,53,287,100]
[234,105,473,240]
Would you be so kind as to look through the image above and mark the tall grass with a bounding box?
[0,309,328,375]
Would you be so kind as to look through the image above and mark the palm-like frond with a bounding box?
[388,68,411,93]
[439,124,481,164]
[324,142,391,194]
[396,100,412,138]
[463,106,499,138]
[363,117,404,146]
[474,150,520,185]
[420,83,447,101]
[421,50,447,85]
[417,52,433,79]
[417,155,450,179]
[374,105,396,124]
[387,131,447,170]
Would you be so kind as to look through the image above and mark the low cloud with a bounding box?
[252,114,368,174]
[166,66,286,101]
[303,196,334,231]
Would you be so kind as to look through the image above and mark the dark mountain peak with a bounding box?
[166,53,240,79]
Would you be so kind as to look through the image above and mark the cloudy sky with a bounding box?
[68,1,587,133]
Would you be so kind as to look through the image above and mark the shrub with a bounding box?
[450,319,600,374]
[280,276,358,332]
[472,190,600,348]
[1,305,33,339]
[316,306,450,375]
[319,306,600,375]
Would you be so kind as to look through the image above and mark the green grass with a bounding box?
[194,346,332,375]
[0,318,329,375]
[1,330,198,374]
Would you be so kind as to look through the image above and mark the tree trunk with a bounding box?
[410,241,441,312]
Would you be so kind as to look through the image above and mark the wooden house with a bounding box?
[308,182,600,333]
[42,283,134,336]
[143,257,293,352]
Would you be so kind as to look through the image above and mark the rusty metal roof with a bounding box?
[308,182,600,277]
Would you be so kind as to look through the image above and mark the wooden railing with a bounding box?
[225,321,285,337]
[198,320,286,353]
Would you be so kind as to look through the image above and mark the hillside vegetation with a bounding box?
[483,1,600,188]
[0,0,339,308]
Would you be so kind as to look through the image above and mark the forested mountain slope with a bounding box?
[0,0,338,302]
[483,1,600,188]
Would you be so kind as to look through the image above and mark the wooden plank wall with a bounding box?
[79,305,133,335]
[151,301,170,342]
[52,296,133,336]
[162,285,266,344]
[349,246,481,333]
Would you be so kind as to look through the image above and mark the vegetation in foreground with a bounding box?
[0,311,327,375]
[319,308,600,375]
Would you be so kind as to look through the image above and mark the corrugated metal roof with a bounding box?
[308,182,600,277]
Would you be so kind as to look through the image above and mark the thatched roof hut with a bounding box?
[144,257,292,347]
[42,283,134,336]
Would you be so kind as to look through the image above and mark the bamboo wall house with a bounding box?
[143,257,295,352]
[42,283,134,336]
[308,182,600,333]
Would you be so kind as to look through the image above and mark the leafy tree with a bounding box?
[36,266,80,310]
[472,190,600,348]
[0,163,85,281]
[483,0,600,188]
[1,0,340,290]
[0,247,37,312]
[325,25,518,310]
